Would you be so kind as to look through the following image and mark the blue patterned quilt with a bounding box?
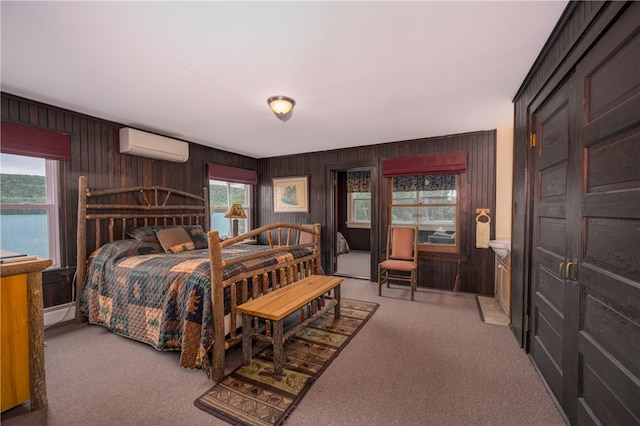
[80,239,312,372]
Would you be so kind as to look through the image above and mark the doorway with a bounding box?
[325,161,378,281]
[335,169,370,279]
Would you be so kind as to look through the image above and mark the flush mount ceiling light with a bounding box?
[267,96,296,122]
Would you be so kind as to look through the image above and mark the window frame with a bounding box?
[208,179,253,237]
[388,175,460,254]
[346,192,371,229]
[0,154,61,267]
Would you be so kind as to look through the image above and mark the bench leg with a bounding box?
[272,320,284,378]
[242,314,253,366]
[334,284,341,320]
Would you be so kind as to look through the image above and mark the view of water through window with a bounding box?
[0,154,51,259]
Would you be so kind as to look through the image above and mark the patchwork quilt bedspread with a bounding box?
[80,239,312,371]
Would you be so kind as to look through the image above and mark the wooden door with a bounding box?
[572,6,640,424]
[529,77,575,412]
[530,3,640,424]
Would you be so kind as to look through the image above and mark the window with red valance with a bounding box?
[383,152,466,253]
[382,152,466,177]
[0,122,70,268]
[206,163,257,185]
[1,121,71,160]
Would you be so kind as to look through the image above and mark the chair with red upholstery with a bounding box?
[378,226,419,300]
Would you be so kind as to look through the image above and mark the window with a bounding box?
[209,179,252,237]
[0,153,61,266]
[345,169,371,229]
[346,192,371,228]
[389,174,458,253]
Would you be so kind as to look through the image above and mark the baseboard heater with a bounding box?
[44,302,75,328]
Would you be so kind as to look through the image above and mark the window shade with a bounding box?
[1,121,71,160]
[392,174,456,191]
[347,170,371,192]
[207,163,257,185]
[382,152,467,177]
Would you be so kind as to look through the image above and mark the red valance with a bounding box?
[382,152,467,177]
[1,121,71,160]
[207,163,258,185]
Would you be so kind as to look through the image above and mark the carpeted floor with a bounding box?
[1,278,565,426]
[475,295,510,326]
[194,298,378,426]
[335,250,370,279]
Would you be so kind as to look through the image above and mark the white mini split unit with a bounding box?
[119,128,189,163]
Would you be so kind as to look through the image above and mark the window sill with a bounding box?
[345,222,371,229]
[418,243,459,254]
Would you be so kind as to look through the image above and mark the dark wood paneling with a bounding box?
[260,130,496,295]
[1,92,258,308]
[2,101,496,299]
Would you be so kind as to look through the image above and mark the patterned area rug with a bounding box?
[194,298,378,426]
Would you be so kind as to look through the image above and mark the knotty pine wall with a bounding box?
[2,92,497,304]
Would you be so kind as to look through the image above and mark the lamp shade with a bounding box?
[267,96,295,122]
[224,203,246,219]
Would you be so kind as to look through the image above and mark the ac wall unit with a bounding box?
[119,128,189,163]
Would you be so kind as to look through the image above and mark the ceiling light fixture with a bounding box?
[267,96,295,122]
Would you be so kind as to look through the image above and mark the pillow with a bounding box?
[156,227,195,253]
[126,225,166,242]
[126,224,208,248]
[181,225,208,249]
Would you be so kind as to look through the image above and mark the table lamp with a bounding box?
[224,203,246,237]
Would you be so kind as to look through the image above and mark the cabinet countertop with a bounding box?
[0,258,53,277]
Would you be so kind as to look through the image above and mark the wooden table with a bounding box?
[237,275,343,378]
[1,258,52,412]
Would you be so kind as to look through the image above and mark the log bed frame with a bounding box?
[75,176,322,380]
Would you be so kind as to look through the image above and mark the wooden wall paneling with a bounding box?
[260,130,496,295]
[1,92,258,308]
[2,91,495,297]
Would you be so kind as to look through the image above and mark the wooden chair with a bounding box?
[378,226,419,300]
[297,223,316,246]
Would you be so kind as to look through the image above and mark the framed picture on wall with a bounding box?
[273,176,309,213]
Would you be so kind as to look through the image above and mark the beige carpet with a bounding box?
[475,295,510,326]
[335,250,370,279]
[2,279,564,426]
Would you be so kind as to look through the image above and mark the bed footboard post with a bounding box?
[75,176,88,324]
[208,230,226,381]
[313,223,323,275]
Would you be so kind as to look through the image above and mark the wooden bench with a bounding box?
[237,274,343,378]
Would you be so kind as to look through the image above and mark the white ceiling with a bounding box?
[1,1,567,159]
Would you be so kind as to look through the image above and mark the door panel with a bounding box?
[525,3,639,425]
[574,5,640,424]
[530,78,573,409]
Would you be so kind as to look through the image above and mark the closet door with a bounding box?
[530,4,639,424]
[529,77,575,413]
[572,5,640,424]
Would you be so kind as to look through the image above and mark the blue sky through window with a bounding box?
[0,153,45,175]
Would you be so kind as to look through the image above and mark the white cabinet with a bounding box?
[494,253,511,316]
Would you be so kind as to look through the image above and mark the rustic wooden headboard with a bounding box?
[75,175,209,321]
